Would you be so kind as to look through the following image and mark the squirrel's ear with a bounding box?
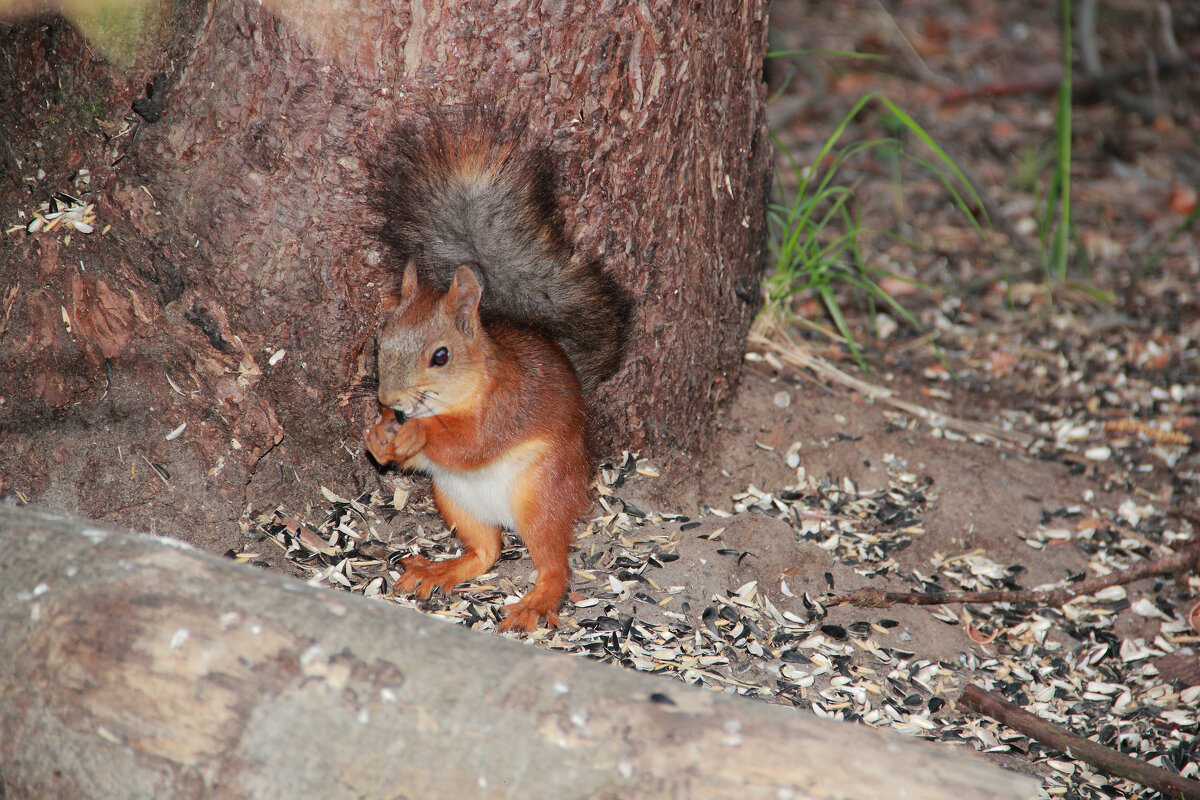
[400,261,419,301]
[446,265,482,335]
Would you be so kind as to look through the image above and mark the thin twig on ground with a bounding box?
[748,331,1036,449]
[940,43,1200,107]
[827,540,1200,609]
[960,684,1200,800]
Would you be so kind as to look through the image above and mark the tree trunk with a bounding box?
[0,504,1038,800]
[0,0,771,547]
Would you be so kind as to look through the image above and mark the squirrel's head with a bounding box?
[376,263,488,419]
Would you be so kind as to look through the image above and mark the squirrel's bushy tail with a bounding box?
[378,112,630,395]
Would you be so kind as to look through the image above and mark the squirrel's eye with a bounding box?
[430,347,449,367]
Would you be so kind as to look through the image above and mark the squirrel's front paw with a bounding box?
[386,419,426,461]
[366,412,425,465]
[365,418,399,464]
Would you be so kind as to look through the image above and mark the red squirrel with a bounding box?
[364,117,629,632]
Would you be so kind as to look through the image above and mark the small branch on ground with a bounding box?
[748,331,1036,450]
[827,540,1200,609]
[1077,0,1161,122]
[960,684,1200,800]
[940,43,1200,108]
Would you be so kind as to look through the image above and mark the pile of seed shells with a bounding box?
[8,187,101,246]
[246,447,1198,800]
[927,307,1199,487]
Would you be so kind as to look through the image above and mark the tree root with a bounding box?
[960,684,1200,800]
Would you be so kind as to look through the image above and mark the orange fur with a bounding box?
[367,267,592,631]
[366,118,629,630]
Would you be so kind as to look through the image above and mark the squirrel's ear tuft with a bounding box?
[400,261,419,301]
[447,265,482,335]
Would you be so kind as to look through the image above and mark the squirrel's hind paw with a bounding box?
[394,551,495,600]
[394,554,460,599]
[498,599,561,633]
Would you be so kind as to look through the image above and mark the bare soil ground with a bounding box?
[664,1,1199,794]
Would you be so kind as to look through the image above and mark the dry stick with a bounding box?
[747,332,1036,450]
[960,684,1200,800]
[941,42,1200,106]
[828,540,1200,608]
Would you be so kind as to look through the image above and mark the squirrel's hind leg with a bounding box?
[501,464,587,633]
[498,511,569,633]
[395,486,502,600]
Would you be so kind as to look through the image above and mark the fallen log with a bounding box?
[0,504,1038,800]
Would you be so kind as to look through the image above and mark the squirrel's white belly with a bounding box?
[417,442,544,531]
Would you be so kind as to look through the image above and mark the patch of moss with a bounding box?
[60,0,170,69]
[68,93,108,130]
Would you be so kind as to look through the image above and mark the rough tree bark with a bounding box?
[0,0,771,548]
[0,505,1038,800]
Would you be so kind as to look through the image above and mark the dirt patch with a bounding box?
[250,336,1196,798]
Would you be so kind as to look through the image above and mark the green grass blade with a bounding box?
[766,48,885,60]
[1052,0,1073,283]
[874,95,991,228]
[817,284,865,366]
